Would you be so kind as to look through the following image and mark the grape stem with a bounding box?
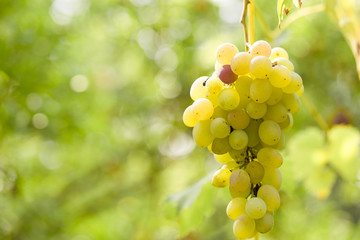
[240,0,250,51]
[240,0,255,51]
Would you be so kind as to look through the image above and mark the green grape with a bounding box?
[206,91,218,107]
[250,40,272,57]
[231,52,252,75]
[255,213,274,233]
[211,168,231,188]
[230,183,251,198]
[245,161,264,184]
[269,65,291,88]
[282,71,303,94]
[214,152,233,163]
[270,47,289,60]
[282,93,301,114]
[222,160,239,170]
[183,105,198,127]
[257,147,283,168]
[210,118,231,138]
[207,142,214,153]
[233,214,256,239]
[212,137,231,155]
[227,107,250,130]
[272,57,294,71]
[190,76,208,100]
[264,103,288,123]
[278,113,293,131]
[245,119,261,147]
[273,132,285,150]
[250,78,273,103]
[234,76,252,108]
[192,120,214,147]
[262,167,282,190]
[206,76,224,95]
[249,56,272,79]
[245,197,267,219]
[296,84,304,96]
[216,43,239,65]
[258,120,281,146]
[229,169,251,194]
[218,88,240,111]
[212,106,228,119]
[192,98,214,120]
[226,197,247,220]
[267,86,283,106]
[246,101,267,119]
[229,130,248,150]
[229,148,246,162]
[257,185,280,211]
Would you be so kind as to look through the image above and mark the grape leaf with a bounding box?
[277,0,303,27]
[293,0,303,8]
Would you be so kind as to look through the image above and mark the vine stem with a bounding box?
[240,0,250,51]
[300,92,329,133]
[248,0,255,45]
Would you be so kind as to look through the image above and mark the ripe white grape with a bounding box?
[267,86,283,106]
[278,113,293,131]
[270,47,289,60]
[282,93,301,114]
[282,71,303,94]
[245,197,267,219]
[234,76,252,108]
[212,106,228,119]
[229,148,247,162]
[258,120,281,146]
[296,84,304,96]
[190,76,208,100]
[245,119,261,147]
[255,213,274,233]
[246,101,267,119]
[211,137,231,155]
[245,161,264,184]
[192,120,214,147]
[269,65,291,88]
[262,167,282,190]
[264,103,288,123]
[229,130,248,150]
[183,105,198,127]
[222,160,239,171]
[218,88,240,111]
[212,168,231,188]
[210,118,231,138]
[250,40,272,57]
[257,185,280,211]
[227,107,250,130]
[257,147,283,168]
[229,169,251,194]
[272,57,294,71]
[206,76,224,95]
[192,98,214,120]
[233,214,256,239]
[214,152,233,163]
[250,56,272,79]
[226,197,247,220]
[216,43,239,65]
[205,91,218,107]
[231,52,252,75]
[250,78,273,103]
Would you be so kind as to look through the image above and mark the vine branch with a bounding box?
[241,0,250,51]
[248,0,255,45]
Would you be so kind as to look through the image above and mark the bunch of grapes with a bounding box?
[183,40,303,239]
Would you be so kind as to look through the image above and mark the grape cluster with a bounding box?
[183,40,303,239]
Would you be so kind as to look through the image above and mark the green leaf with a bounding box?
[277,0,294,26]
[293,0,303,8]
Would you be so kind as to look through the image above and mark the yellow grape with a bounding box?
[296,84,304,96]
[192,98,214,120]
[226,197,247,220]
[229,148,247,162]
[183,105,198,127]
[273,132,285,150]
[211,137,231,155]
[270,47,289,60]
[262,167,282,190]
[246,101,267,119]
[250,40,272,57]
[282,71,303,94]
[257,147,283,168]
[245,161,264,184]
[250,78,273,103]
[245,119,261,147]
[214,152,233,163]
[234,76,252,108]
[205,91,218,107]
[272,57,294,71]
[227,107,250,130]
[257,185,280,211]
[255,213,274,233]
[218,88,240,111]
[210,117,231,138]
[212,168,231,188]
[229,169,251,194]
[222,160,239,170]
[258,120,281,146]
[206,76,224,95]
[278,113,293,131]
[192,120,214,147]
[233,214,256,239]
[212,106,228,119]
[264,103,288,123]
[249,56,272,79]
[269,65,291,88]
[231,52,252,75]
[229,130,248,150]
[245,197,267,219]
[216,43,239,65]
[282,93,301,114]
[267,86,283,106]
[190,76,208,100]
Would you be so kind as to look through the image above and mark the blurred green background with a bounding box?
[0,0,360,239]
